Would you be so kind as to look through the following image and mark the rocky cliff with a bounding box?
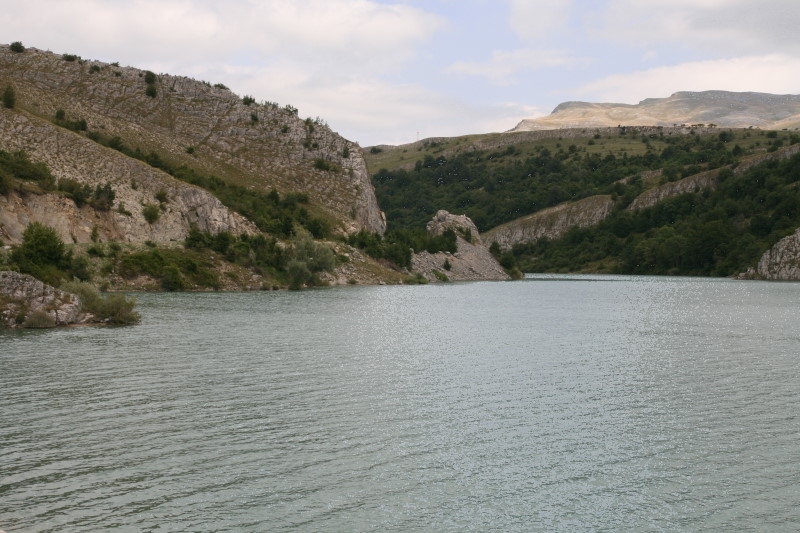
[0,270,87,327]
[0,45,385,238]
[482,196,615,251]
[0,109,257,244]
[755,228,800,280]
[411,211,509,282]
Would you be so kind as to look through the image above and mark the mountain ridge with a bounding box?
[515,90,800,132]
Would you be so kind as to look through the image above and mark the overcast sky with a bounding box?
[5,0,800,145]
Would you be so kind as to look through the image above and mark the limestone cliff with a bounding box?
[0,109,257,244]
[755,228,800,280]
[0,271,87,327]
[0,45,385,236]
[411,211,509,282]
[483,196,615,251]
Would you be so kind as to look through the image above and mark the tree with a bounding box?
[9,41,25,53]
[2,85,15,109]
[10,222,70,284]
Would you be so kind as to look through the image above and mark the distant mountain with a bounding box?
[513,91,800,132]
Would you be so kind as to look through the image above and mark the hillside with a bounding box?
[513,91,800,132]
[0,45,385,241]
[366,123,800,278]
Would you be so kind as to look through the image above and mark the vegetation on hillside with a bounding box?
[367,129,800,276]
[371,129,789,233]
[511,153,800,276]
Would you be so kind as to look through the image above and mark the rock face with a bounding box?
[0,271,89,327]
[426,210,482,244]
[0,45,385,236]
[411,211,510,282]
[756,228,800,280]
[513,91,800,131]
[628,170,719,211]
[0,111,258,244]
[483,196,615,251]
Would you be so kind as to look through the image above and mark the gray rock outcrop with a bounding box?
[756,228,800,280]
[0,271,89,327]
[483,195,615,251]
[411,211,510,282]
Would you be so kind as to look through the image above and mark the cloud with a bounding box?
[2,0,443,72]
[572,55,800,104]
[599,0,800,55]
[446,48,580,84]
[508,0,574,40]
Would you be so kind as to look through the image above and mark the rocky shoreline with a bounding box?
[0,271,92,328]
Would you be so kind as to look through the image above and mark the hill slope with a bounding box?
[513,91,800,132]
[0,45,385,239]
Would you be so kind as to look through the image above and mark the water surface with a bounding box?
[2,276,799,531]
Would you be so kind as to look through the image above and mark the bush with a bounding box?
[155,189,168,204]
[23,310,56,328]
[2,85,15,109]
[9,41,25,53]
[62,54,80,62]
[145,85,157,98]
[10,222,70,285]
[142,204,160,224]
[242,95,256,106]
[144,71,157,84]
[61,280,140,325]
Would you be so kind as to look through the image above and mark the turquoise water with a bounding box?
[2,276,799,531]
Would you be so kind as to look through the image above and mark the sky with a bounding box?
[4,0,800,146]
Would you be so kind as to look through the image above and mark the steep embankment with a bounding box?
[0,45,385,235]
[0,109,256,244]
[513,91,800,132]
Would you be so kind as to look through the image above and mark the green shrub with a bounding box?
[155,189,168,204]
[10,222,70,285]
[2,85,15,109]
[145,85,157,98]
[242,95,256,106]
[89,64,101,73]
[23,310,56,328]
[144,71,157,84]
[313,159,341,172]
[432,269,449,282]
[443,258,452,271]
[61,280,140,325]
[9,41,25,53]
[62,54,80,62]
[142,204,160,224]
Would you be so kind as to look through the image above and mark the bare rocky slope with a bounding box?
[513,91,800,132]
[412,211,509,282]
[0,45,385,242]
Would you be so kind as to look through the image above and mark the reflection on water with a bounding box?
[2,277,799,531]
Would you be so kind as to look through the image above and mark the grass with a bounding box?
[364,127,783,174]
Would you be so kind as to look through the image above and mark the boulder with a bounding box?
[0,271,90,328]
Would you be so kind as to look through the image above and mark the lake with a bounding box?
[2,275,799,532]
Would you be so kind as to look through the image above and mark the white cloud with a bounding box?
[508,0,574,40]
[599,0,800,54]
[446,48,580,84]
[572,55,800,104]
[2,0,443,72]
